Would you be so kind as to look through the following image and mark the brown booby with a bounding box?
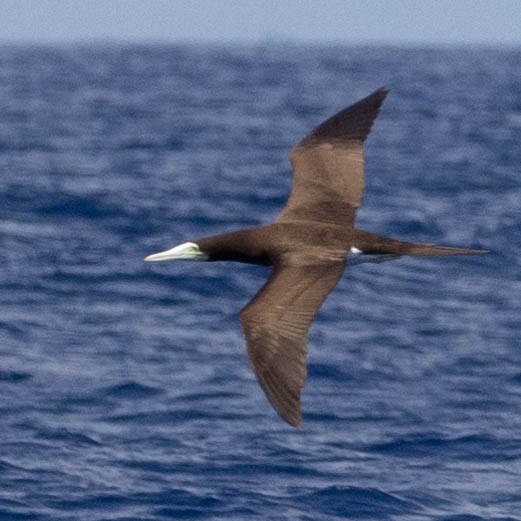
[145,88,486,428]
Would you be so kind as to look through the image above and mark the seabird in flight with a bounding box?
[145,88,486,427]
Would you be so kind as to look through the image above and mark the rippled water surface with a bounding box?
[1,44,520,520]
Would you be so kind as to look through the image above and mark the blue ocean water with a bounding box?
[0,43,520,520]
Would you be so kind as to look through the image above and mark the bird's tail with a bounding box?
[400,243,488,256]
[355,231,488,257]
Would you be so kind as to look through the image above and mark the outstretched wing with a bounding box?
[240,260,346,427]
[278,87,388,226]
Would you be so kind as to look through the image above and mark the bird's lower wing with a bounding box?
[240,260,346,427]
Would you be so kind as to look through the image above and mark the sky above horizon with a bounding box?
[2,0,521,46]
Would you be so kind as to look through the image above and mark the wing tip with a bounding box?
[367,85,390,111]
[281,409,303,428]
[357,85,389,106]
[375,85,390,96]
[293,418,303,429]
[299,85,390,147]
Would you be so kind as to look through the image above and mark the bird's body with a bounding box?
[146,88,486,427]
[196,223,479,266]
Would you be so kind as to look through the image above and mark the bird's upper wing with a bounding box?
[277,87,388,226]
[240,259,346,427]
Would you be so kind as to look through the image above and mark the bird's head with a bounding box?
[144,242,209,262]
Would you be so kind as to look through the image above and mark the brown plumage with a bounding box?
[146,88,486,428]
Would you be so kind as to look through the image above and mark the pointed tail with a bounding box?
[402,243,488,256]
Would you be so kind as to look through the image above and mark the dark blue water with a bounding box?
[1,43,520,520]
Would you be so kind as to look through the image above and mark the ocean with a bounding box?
[0,43,519,520]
